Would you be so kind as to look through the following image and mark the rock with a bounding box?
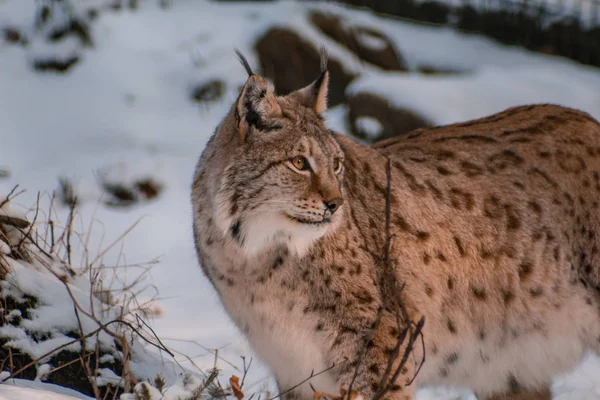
[2,27,24,45]
[191,80,225,103]
[416,64,466,75]
[32,56,80,74]
[47,18,93,47]
[347,92,433,143]
[134,178,163,201]
[255,27,356,107]
[310,11,408,71]
[102,177,163,207]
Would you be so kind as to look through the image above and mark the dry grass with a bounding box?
[0,187,170,398]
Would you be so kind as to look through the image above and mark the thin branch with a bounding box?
[65,198,77,266]
[43,350,95,377]
[135,314,174,357]
[0,215,29,229]
[240,356,253,388]
[345,307,383,400]
[161,338,239,370]
[344,158,426,400]
[16,192,40,252]
[406,324,426,386]
[0,185,24,209]
[267,363,337,400]
[43,262,174,358]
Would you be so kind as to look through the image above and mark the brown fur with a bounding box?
[191,55,600,400]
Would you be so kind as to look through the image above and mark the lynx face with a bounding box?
[211,57,344,257]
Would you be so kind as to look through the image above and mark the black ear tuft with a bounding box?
[284,47,329,114]
[235,49,254,77]
[311,46,329,97]
[312,46,329,97]
[319,45,328,74]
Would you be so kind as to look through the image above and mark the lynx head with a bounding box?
[206,48,345,257]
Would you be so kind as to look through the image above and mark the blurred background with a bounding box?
[0,0,600,399]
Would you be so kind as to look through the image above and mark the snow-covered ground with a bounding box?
[0,379,93,400]
[1,1,600,399]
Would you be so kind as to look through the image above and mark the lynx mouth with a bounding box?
[286,214,332,225]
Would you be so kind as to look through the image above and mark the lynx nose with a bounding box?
[323,197,344,215]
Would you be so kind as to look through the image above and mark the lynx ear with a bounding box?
[234,51,282,140]
[288,46,329,114]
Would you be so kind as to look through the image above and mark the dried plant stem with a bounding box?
[346,158,426,400]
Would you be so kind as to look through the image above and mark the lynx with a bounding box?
[191,51,600,400]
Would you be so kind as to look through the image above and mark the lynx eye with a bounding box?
[291,156,309,171]
[334,158,343,174]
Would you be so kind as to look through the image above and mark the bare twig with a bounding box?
[267,363,337,400]
[161,338,239,370]
[16,192,40,250]
[89,218,142,269]
[0,190,177,400]
[0,185,24,209]
[135,314,174,357]
[45,191,57,254]
[345,307,383,399]
[65,198,77,266]
[372,159,426,400]
[0,215,29,229]
[240,356,253,388]
[35,258,174,361]
[44,350,95,377]
[346,158,426,400]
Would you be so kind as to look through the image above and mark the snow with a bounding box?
[338,1,600,126]
[2,261,115,356]
[348,67,600,126]
[94,368,122,387]
[0,241,10,256]
[324,105,350,137]
[36,364,52,381]
[0,385,86,400]
[0,0,599,399]
[0,377,93,400]
[354,30,389,51]
[355,116,384,139]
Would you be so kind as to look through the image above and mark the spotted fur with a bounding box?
[191,56,600,400]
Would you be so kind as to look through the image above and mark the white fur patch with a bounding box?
[218,284,339,398]
[248,306,339,397]
[240,212,335,257]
